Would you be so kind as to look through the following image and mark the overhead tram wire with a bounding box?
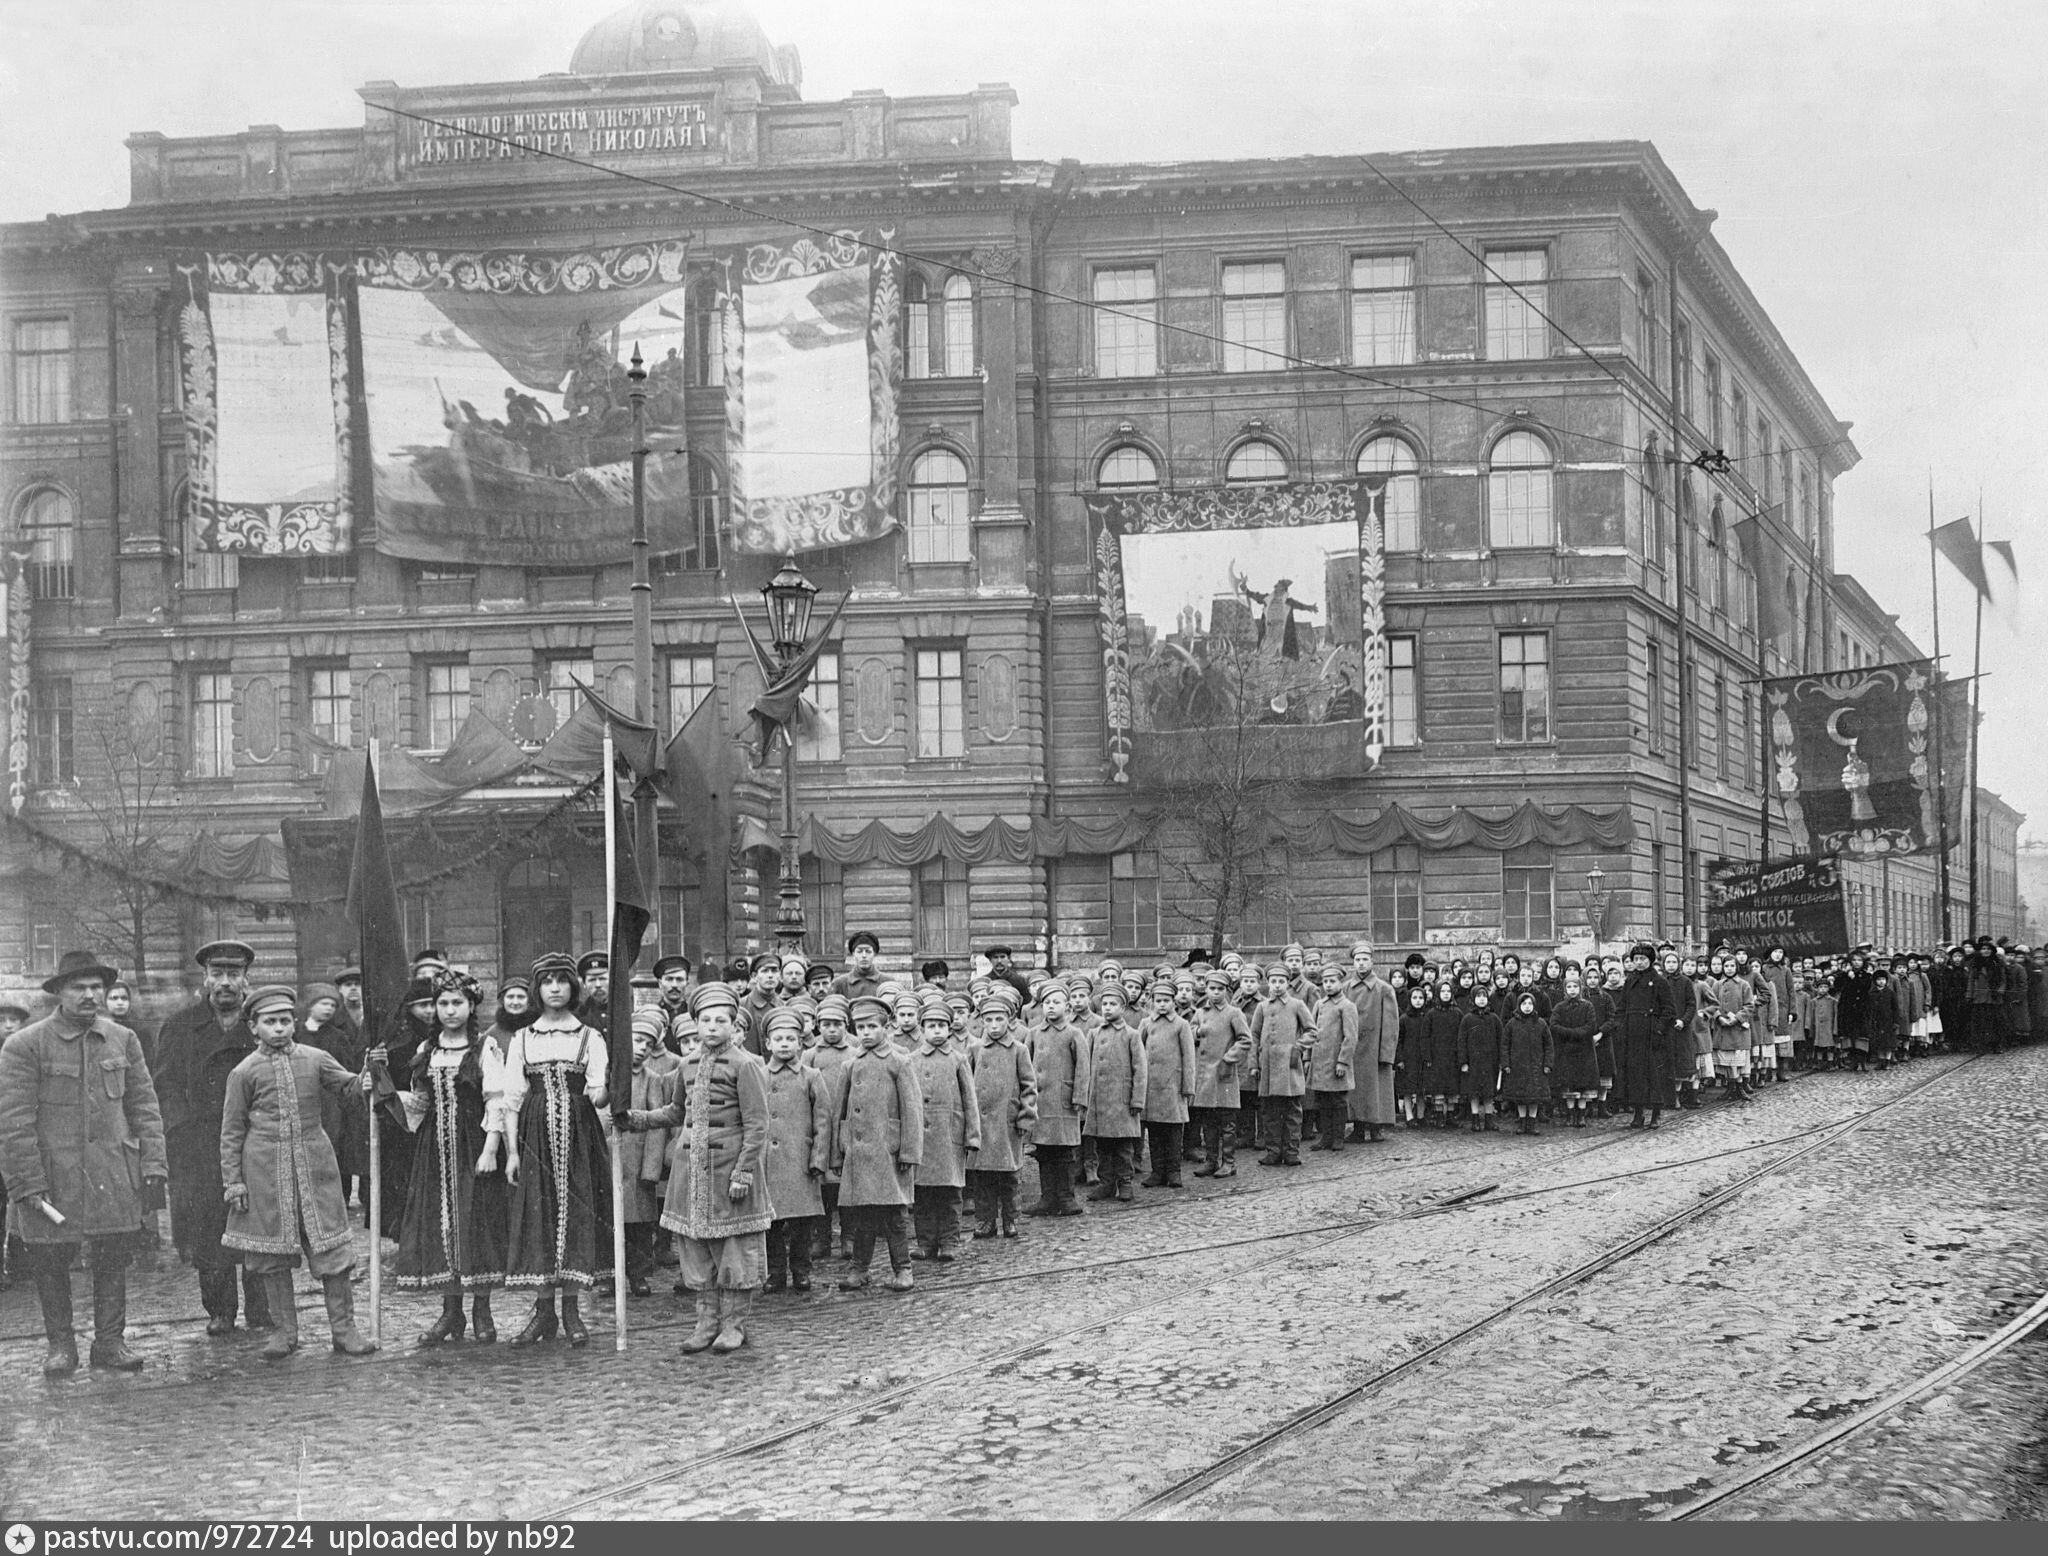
[369,102,1850,496]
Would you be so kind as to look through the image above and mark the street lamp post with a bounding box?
[761,556,820,951]
[1584,863,1609,955]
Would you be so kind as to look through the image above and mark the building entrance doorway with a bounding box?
[503,857,572,978]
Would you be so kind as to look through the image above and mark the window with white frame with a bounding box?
[905,273,932,380]
[906,448,971,564]
[1371,843,1422,946]
[1224,439,1288,485]
[422,660,469,751]
[914,646,965,758]
[1357,437,1420,551]
[795,650,842,762]
[686,281,723,387]
[666,653,715,733]
[1498,632,1550,744]
[1502,846,1555,943]
[1634,267,1660,379]
[1350,254,1416,366]
[174,477,237,592]
[544,657,595,731]
[1484,249,1548,360]
[307,664,351,748]
[1220,260,1286,372]
[1704,352,1723,446]
[802,858,846,954]
[189,669,234,777]
[16,487,74,599]
[31,675,72,783]
[1096,445,1159,489]
[13,318,72,424]
[1386,633,1419,747]
[1093,266,1158,378]
[942,275,975,377]
[1110,850,1161,952]
[1486,431,1554,548]
[1238,882,1291,950]
[916,857,970,960]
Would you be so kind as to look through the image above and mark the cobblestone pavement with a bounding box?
[0,1050,2039,1520]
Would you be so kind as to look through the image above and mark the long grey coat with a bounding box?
[219,1043,358,1258]
[1080,1018,1146,1139]
[968,1034,1039,1172]
[1189,1004,1253,1109]
[1251,996,1315,1098]
[829,1044,923,1207]
[0,1014,166,1244]
[912,1040,980,1189]
[1307,995,1359,1093]
[1027,1022,1086,1147]
[631,1043,775,1241]
[1346,977,1401,1125]
[761,1058,831,1220]
[1139,1014,1197,1124]
[803,1037,854,1182]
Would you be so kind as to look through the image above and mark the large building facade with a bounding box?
[0,2,2003,993]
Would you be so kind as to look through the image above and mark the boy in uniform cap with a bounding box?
[0,950,167,1375]
[805,994,855,1256]
[758,1008,830,1294]
[829,995,923,1290]
[1189,969,1253,1177]
[221,985,376,1361]
[1081,983,1147,1201]
[1024,984,1087,1217]
[616,1008,678,1297]
[911,994,980,1260]
[1252,965,1315,1165]
[1138,981,1197,1188]
[967,986,1037,1237]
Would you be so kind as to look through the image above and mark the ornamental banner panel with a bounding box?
[1089,477,1389,787]
[176,253,353,554]
[721,230,901,555]
[354,238,694,566]
[1765,660,1970,858]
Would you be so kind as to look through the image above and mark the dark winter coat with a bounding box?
[0,1013,166,1244]
[1613,970,1679,1108]
[1501,1013,1555,1104]
[1456,1009,1504,1102]
[1421,1001,1465,1096]
[1548,995,1602,1093]
[151,999,257,1262]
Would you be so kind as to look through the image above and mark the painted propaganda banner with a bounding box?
[721,230,901,555]
[1766,660,1970,859]
[176,252,354,554]
[1090,477,1390,787]
[1706,856,1849,956]
[353,238,695,566]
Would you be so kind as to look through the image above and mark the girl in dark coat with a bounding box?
[1661,951,1703,1110]
[1422,982,1465,1129]
[1548,970,1601,1128]
[1614,944,1678,1128]
[1933,948,1967,1054]
[1396,985,1429,1126]
[1834,952,1876,1070]
[1500,994,1555,1134]
[1592,964,1622,1116]
[1457,988,1504,1133]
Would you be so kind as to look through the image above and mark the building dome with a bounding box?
[569,2,785,78]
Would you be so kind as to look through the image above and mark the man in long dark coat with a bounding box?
[150,939,268,1334]
[1614,942,1678,1129]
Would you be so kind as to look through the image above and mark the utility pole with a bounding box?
[627,347,661,948]
[1926,483,1953,943]
[1668,254,1695,943]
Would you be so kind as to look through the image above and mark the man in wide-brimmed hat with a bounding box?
[151,938,268,1335]
[0,950,167,1376]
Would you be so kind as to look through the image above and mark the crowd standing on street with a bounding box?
[2,927,2042,1375]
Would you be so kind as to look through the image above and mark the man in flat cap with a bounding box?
[0,950,167,1375]
[152,939,269,1334]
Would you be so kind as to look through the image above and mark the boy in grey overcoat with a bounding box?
[760,1009,831,1292]
[1081,985,1146,1202]
[1251,966,1315,1165]
[910,994,980,1260]
[967,987,1038,1236]
[1189,969,1252,1178]
[830,996,923,1291]
[1138,982,1196,1189]
[1024,985,1086,1216]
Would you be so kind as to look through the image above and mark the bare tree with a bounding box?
[51,708,184,976]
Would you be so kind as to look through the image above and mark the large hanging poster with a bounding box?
[1766,660,1970,858]
[175,252,353,554]
[354,238,695,566]
[1706,856,1848,955]
[722,230,901,555]
[1090,477,1389,787]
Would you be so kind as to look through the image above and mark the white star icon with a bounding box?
[5,1525,35,1555]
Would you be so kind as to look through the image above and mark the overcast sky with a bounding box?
[3,0,2043,837]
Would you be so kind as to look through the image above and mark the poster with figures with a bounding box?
[1765,661,1971,858]
[353,238,696,566]
[1091,478,1389,787]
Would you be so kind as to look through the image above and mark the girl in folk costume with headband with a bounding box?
[376,969,509,1346]
[500,952,612,1347]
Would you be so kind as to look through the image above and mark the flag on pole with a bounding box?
[1984,537,2019,619]
[1930,516,1992,597]
[729,591,852,763]
[660,685,745,959]
[344,752,408,1067]
[1733,507,1796,646]
[604,767,652,1117]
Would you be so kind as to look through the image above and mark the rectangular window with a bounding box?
[916,856,971,960]
[1093,266,1158,378]
[1704,352,1723,446]
[544,656,596,731]
[914,646,965,758]
[1498,632,1551,744]
[1238,882,1291,951]
[1798,469,1815,549]
[1387,633,1419,747]
[1349,255,1417,366]
[189,669,234,778]
[13,318,72,424]
[1672,319,1693,417]
[402,892,439,955]
[1634,268,1659,379]
[1109,850,1161,953]
[1738,687,1755,787]
[942,281,975,378]
[802,857,846,956]
[1651,841,1668,938]
[423,660,470,751]
[1485,249,1548,360]
[1758,421,1775,503]
[1371,843,1422,947]
[665,653,716,733]
[306,664,351,749]
[1732,386,1750,470]
[1646,638,1666,754]
[907,297,932,381]
[1220,260,1287,372]
[795,650,842,762]
[301,553,356,584]
[1503,847,1555,944]
[1714,673,1730,781]
[31,676,73,783]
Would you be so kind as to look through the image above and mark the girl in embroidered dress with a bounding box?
[382,969,508,1346]
[501,952,611,1347]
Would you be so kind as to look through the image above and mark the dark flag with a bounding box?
[344,755,408,1120]
[659,685,745,963]
[730,591,852,764]
[1733,507,1796,647]
[604,771,651,1118]
[1765,660,1970,858]
[1930,515,1992,597]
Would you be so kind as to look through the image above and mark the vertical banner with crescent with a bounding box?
[1765,660,1971,858]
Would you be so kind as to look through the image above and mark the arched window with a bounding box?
[16,487,75,599]
[1356,437,1420,551]
[686,281,723,387]
[1708,497,1728,612]
[1224,439,1288,485]
[906,448,971,564]
[1486,430,1553,549]
[1096,445,1159,490]
[942,274,975,377]
[904,272,932,381]
[1643,436,1666,566]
